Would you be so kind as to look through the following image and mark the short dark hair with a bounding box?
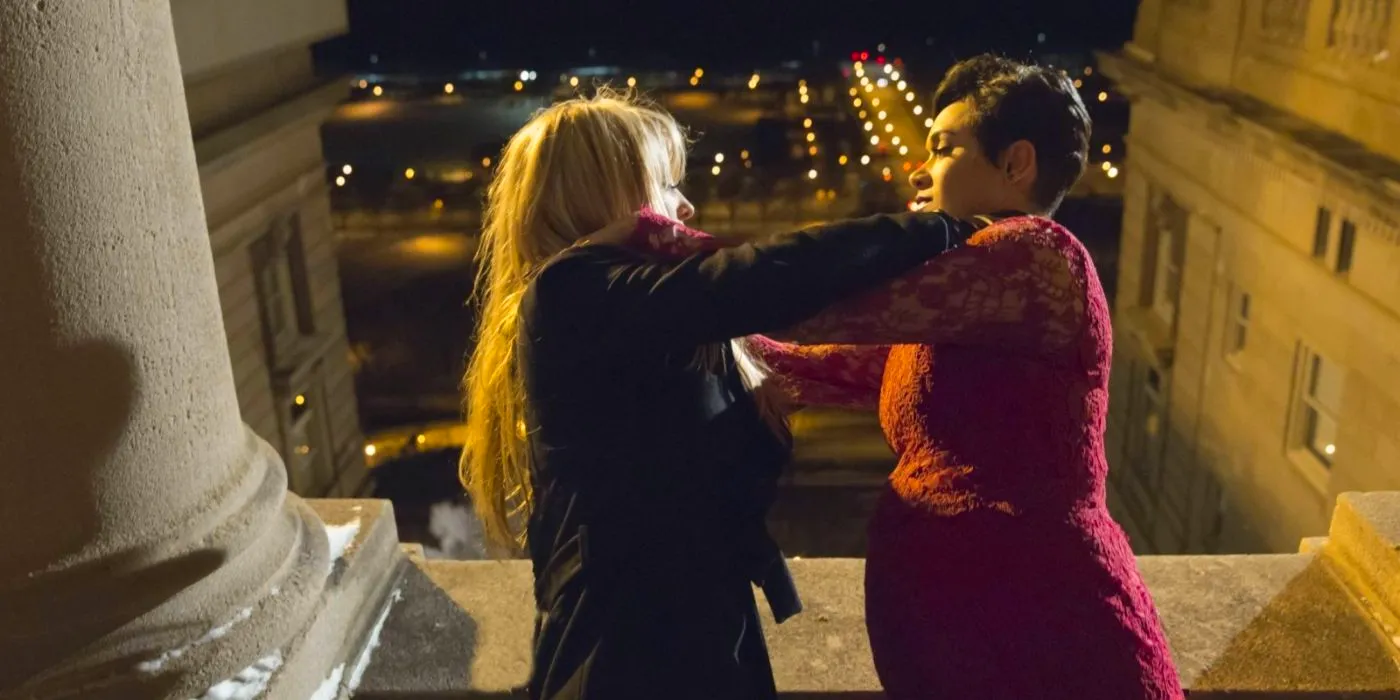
[932,54,1092,214]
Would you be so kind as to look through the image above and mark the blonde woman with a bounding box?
[461,91,976,700]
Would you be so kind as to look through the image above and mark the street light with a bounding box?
[808,169,818,180]
[839,155,848,165]
[871,135,880,145]
[570,76,580,87]
[860,154,871,165]
[444,83,455,94]
[878,110,887,120]
[404,168,416,180]
[712,165,721,175]
[627,76,637,88]
[899,145,909,155]
[804,118,813,128]
[1102,144,1112,154]
[913,105,923,115]
[372,85,383,97]
[1107,167,1120,178]
[715,153,725,163]
[906,92,916,101]
[342,164,353,175]
[892,136,901,145]
[1098,91,1108,102]
[925,117,935,128]
[335,176,346,187]
[884,123,894,133]
[513,81,524,91]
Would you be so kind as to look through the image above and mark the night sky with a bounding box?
[336,0,1138,73]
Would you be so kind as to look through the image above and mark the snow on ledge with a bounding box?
[325,518,362,576]
[191,649,283,700]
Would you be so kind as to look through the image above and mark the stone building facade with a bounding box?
[1100,0,1400,554]
[176,0,367,498]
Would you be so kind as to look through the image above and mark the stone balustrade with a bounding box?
[338,491,1400,698]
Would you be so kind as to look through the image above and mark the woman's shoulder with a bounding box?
[966,215,1082,252]
[522,243,646,328]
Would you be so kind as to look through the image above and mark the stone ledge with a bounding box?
[352,493,1400,698]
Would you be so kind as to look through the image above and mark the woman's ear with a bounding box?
[1003,140,1037,185]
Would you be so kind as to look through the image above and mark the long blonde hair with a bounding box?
[461,90,787,549]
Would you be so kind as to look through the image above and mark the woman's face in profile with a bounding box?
[658,182,695,222]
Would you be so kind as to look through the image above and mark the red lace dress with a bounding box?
[633,214,1184,699]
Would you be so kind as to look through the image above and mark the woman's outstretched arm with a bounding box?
[747,337,891,411]
[527,210,978,356]
[771,219,1088,353]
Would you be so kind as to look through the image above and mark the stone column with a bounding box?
[0,2,331,698]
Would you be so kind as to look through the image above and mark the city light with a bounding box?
[711,165,721,175]
[897,80,907,91]
[872,97,881,107]
[364,444,377,457]
[864,84,874,93]
[404,168,416,179]
[925,117,935,128]
[878,110,887,120]
[808,145,818,156]
[859,110,867,119]
[853,98,862,107]
[372,85,383,97]
[570,76,580,87]
[1102,144,1112,154]
[839,155,849,165]
[1073,79,1083,89]
[877,78,888,88]
[1098,91,1109,102]
[884,123,894,133]
[806,132,816,142]
[849,87,859,96]
[906,92,916,101]
[357,79,368,89]
[1102,161,1113,172]
[715,153,725,163]
[871,135,880,145]
[882,166,892,177]
[860,76,870,86]
[860,154,871,165]
[1085,66,1094,76]
[1107,167,1120,179]
[804,118,813,128]
[899,145,909,155]
[892,136,901,145]
[444,83,455,94]
[913,105,923,115]
[800,94,809,104]
[808,169,818,180]
[342,164,353,175]
[335,176,346,187]
[695,67,705,77]
[627,76,637,88]
[690,77,699,86]
[513,81,523,91]
[740,149,750,159]
[749,72,761,89]
[295,394,307,406]
[520,70,530,81]
[883,63,893,74]
[482,157,492,168]
[1325,443,1336,455]
[433,199,445,210]
[865,122,874,131]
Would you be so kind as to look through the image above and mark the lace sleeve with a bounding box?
[748,336,890,411]
[773,220,1087,352]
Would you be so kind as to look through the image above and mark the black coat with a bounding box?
[518,213,975,700]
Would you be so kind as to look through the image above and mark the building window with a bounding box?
[250,213,315,366]
[1293,346,1344,469]
[1226,287,1251,357]
[1119,363,1170,527]
[1313,207,1331,260]
[1145,191,1188,328]
[281,366,337,495]
[1336,219,1357,275]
